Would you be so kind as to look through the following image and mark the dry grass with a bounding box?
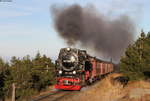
[61,73,150,101]
[127,80,150,89]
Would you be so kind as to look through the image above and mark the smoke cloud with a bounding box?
[51,4,135,62]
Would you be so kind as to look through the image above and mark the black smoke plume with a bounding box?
[51,4,135,62]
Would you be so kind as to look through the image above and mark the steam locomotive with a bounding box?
[54,48,114,90]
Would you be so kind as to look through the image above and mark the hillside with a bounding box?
[61,73,150,101]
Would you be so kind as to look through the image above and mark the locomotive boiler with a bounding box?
[54,47,114,90]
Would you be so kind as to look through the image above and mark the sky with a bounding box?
[0,0,150,61]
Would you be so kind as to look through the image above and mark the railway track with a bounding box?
[30,76,107,101]
[30,90,78,101]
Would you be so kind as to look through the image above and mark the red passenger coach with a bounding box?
[89,57,114,81]
[54,48,114,90]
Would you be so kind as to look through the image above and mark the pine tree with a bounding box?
[0,58,12,100]
[31,53,55,91]
[120,30,150,80]
[0,53,55,100]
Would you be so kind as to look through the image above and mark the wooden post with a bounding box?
[12,83,15,101]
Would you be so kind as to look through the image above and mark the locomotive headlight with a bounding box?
[67,47,70,51]
[73,71,76,74]
[70,56,75,62]
[59,70,62,74]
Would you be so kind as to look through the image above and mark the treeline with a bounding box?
[120,31,150,80]
[0,53,55,101]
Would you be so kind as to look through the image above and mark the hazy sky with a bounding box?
[0,0,149,61]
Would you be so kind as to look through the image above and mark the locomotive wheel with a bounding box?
[86,80,91,85]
